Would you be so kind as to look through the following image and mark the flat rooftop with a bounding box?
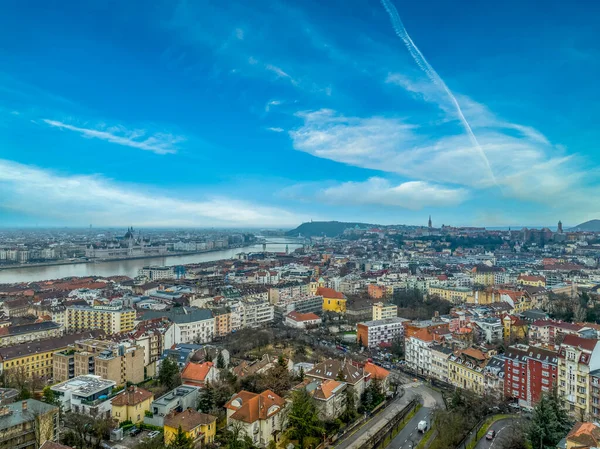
[51,375,115,396]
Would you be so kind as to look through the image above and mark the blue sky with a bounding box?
[0,0,599,228]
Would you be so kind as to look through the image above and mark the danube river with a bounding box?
[0,238,303,284]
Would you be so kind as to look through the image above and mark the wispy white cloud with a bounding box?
[264,64,298,85]
[380,0,497,186]
[0,159,302,227]
[265,99,282,112]
[322,177,467,209]
[266,127,284,133]
[235,28,244,40]
[43,119,183,155]
[289,103,593,208]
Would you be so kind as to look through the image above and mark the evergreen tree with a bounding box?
[216,351,226,369]
[340,388,358,423]
[298,366,305,381]
[286,389,326,448]
[205,352,213,362]
[198,382,215,413]
[168,426,194,449]
[528,389,571,449]
[158,358,181,390]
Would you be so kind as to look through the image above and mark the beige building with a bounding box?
[372,302,398,321]
[558,335,600,420]
[0,400,59,449]
[428,286,474,304]
[66,304,135,334]
[0,321,63,347]
[53,339,144,386]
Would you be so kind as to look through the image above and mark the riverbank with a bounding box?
[0,245,255,271]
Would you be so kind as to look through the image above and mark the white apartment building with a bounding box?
[430,345,453,383]
[372,302,398,321]
[356,317,409,348]
[51,375,116,418]
[138,266,175,280]
[243,301,274,328]
[473,318,504,344]
[405,332,436,376]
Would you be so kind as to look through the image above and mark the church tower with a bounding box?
[558,220,563,233]
[428,215,432,229]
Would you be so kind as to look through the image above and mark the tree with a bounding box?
[359,380,385,413]
[527,389,571,449]
[224,421,258,449]
[42,386,59,406]
[261,357,292,397]
[340,388,358,423]
[298,366,305,382]
[197,382,215,413]
[216,351,226,369]
[205,352,213,363]
[286,389,326,448]
[168,426,194,449]
[158,357,181,390]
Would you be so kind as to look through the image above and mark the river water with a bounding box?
[0,238,302,283]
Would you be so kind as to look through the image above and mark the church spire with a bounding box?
[428,215,432,229]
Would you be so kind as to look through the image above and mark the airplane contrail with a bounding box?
[380,0,498,187]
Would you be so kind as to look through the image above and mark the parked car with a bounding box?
[147,431,160,439]
[130,427,142,437]
[486,430,496,440]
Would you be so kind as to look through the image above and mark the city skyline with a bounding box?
[1,0,599,227]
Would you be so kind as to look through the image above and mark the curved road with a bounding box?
[474,418,520,449]
[334,379,444,449]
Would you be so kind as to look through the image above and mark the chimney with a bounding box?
[22,401,27,411]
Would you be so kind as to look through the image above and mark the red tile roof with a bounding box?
[363,362,390,380]
[316,287,345,299]
[225,390,286,424]
[287,311,320,322]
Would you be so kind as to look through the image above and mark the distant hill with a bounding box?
[571,220,600,232]
[286,221,376,237]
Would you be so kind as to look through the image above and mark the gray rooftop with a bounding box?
[0,399,57,431]
[141,307,213,324]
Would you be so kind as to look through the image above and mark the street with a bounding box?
[387,406,432,449]
[473,418,520,449]
[334,380,444,449]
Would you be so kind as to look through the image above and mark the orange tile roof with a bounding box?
[461,348,486,361]
[316,287,345,299]
[225,390,286,424]
[287,311,320,322]
[181,361,214,384]
[313,379,344,400]
[567,422,600,449]
[363,362,390,380]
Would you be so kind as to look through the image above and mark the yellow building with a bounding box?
[448,348,488,395]
[372,302,398,321]
[66,304,136,334]
[428,286,474,304]
[0,331,103,381]
[309,277,326,295]
[111,386,154,424]
[317,287,346,313]
[517,275,546,287]
[0,400,59,449]
[164,409,217,446]
[502,315,528,344]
